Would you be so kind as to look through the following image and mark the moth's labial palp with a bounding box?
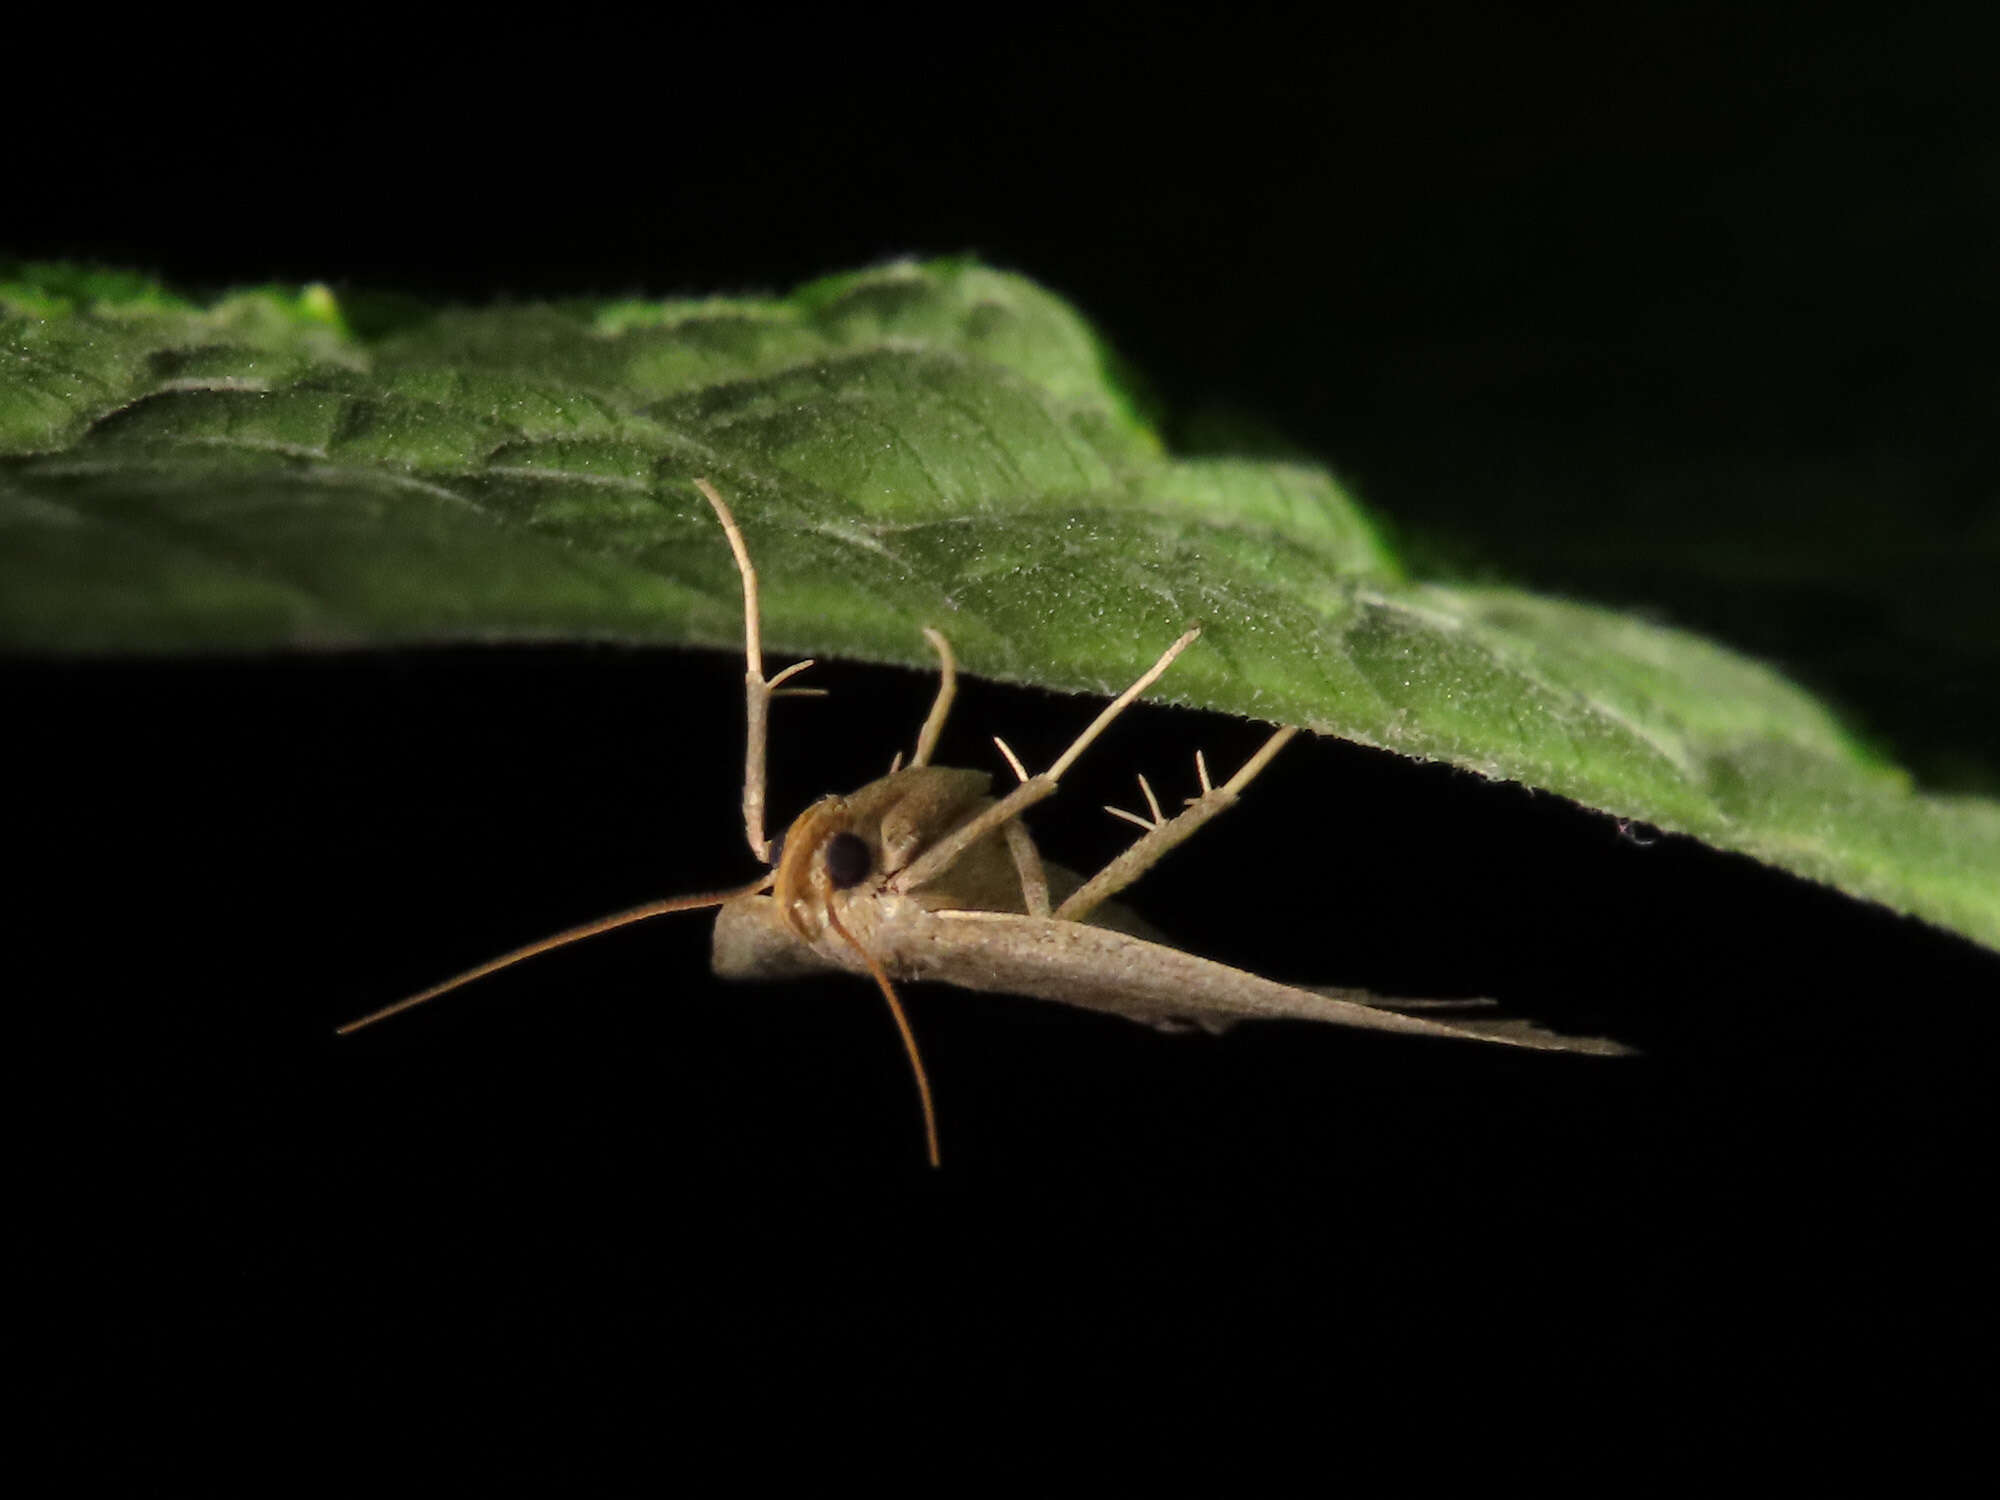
[824,831,873,889]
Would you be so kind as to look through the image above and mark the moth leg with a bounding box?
[1055,725,1300,923]
[1003,816,1052,917]
[985,732,1052,913]
[694,478,814,864]
[910,628,957,768]
[893,628,1200,894]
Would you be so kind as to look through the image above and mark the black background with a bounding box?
[24,2,1996,1462]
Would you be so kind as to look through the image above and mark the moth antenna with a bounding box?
[911,628,957,768]
[888,750,905,774]
[337,874,773,1035]
[1194,748,1213,796]
[824,903,941,1169]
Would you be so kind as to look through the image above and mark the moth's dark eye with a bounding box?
[765,833,785,868]
[824,831,872,889]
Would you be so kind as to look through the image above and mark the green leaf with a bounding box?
[4,258,1996,952]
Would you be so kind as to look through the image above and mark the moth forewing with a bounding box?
[870,907,1627,1051]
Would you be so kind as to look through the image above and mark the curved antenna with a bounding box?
[337,874,773,1035]
[824,902,941,1169]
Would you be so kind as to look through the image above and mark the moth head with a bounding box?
[771,795,878,942]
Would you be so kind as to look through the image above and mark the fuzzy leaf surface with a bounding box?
[4,259,1995,950]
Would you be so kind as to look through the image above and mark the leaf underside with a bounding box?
[4,258,1996,952]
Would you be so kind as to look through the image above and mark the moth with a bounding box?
[342,479,1624,1165]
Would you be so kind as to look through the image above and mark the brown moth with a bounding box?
[341,479,1625,1165]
